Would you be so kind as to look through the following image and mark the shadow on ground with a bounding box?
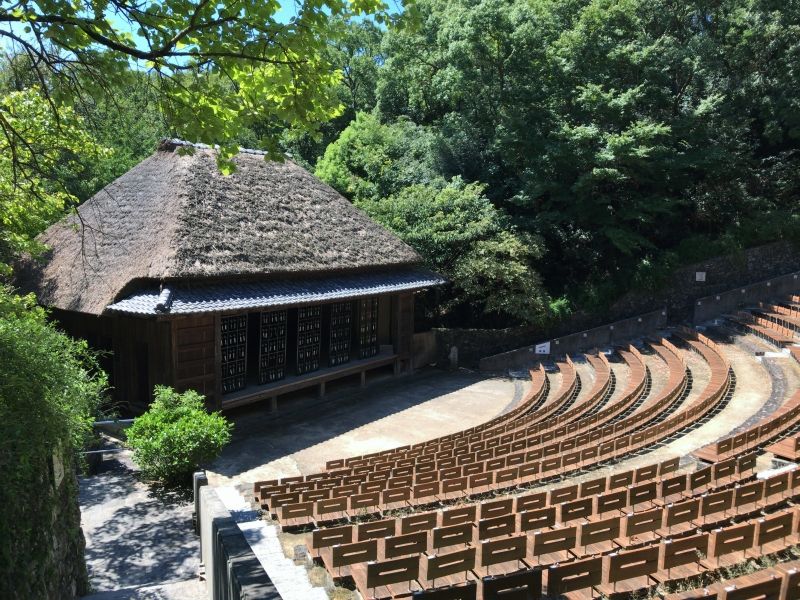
[79,454,200,596]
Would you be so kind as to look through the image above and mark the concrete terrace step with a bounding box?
[216,486,328,600]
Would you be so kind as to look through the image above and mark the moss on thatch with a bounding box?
[16,141,421,315]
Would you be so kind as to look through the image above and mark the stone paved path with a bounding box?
[79,454,204,600]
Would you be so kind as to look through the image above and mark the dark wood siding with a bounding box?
[51,287,420,413]
[50,309,172,413]
[395,293,414,372]
[113,314,172,412]
[171,314,217,407]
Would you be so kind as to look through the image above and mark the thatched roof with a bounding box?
[16,140,424,315]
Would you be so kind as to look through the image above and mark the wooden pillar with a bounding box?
[319,381,326,398]
[270,396,278,413]
[395,293,414,375]
[213,314,222,410]
[360,370,367,387]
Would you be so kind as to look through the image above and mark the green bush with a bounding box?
[0,286,107,598]
[126,386,232,483]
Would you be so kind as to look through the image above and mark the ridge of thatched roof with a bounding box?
[16,140,422,315]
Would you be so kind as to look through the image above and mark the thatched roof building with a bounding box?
[18,140,443,411]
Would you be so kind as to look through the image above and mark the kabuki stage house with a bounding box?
[16,140,444,413]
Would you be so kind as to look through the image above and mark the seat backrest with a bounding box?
[483,568,542,600]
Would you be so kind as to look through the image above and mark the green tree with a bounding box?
[0,0,390,162]
[64,72,169,202]
[0,286,107,598]
[0,88,109,273]
[316,111,446,200]
[359,180,549,325]
[318,112,550,324]
[280,18,385,166]
[126,386,232,483]
[374,0,800,310]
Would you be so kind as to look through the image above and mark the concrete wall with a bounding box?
[693,271,800,324]
[198,486,278,600]
[478,309,668,371]
[430,325,540,369]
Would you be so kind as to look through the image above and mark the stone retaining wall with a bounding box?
[421,241,800,369]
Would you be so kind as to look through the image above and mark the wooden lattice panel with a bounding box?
[297,305,321,374]
[358,297,378,359]
[259,310,287,384]
[220,314,247,394]
[329,301,352,367]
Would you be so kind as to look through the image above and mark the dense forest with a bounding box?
[2,0,799,329]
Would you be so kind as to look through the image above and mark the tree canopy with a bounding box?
[0,0,388,161]
[2,0,799,325]
[0,88,109,273]
[369,0,800,312]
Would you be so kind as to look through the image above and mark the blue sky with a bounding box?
[2,1,367,54]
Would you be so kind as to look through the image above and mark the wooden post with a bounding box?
[270,396,278,413]
[213,314,222,411]
[319,381,326,398]
[361,370,366,387]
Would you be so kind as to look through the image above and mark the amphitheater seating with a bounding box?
[664,558,800,600]
[312,464,800,599]
[791,346,800,366]
[693,389,800,463]
[754,303,800,332]
[729,311,797,347]
[254,295,800,600]
[261,333,739,527]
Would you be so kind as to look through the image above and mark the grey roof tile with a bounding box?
[107,268,445,315]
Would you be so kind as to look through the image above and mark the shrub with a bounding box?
[126,386,232,483]
[0,286,107,598]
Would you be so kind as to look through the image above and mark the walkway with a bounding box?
[79,453,204,600]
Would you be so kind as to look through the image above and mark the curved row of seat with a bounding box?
[264,333,731,530]
[257,347,654,524]
[651,292,800,599]
[731,311,796,347]
[299,327,800,599]
[665,557,800,600]
[252,303,800,599]
[694,389,800,463]
[312,454,800,599]
[254,354,609,505]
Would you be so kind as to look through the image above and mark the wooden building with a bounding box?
[16,140,443,413]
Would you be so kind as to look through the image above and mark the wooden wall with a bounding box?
[52,290,420,414]
[171,314,218,409]
[50,309,172,414]
[395,293,415,373]
[113,314,172,412]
